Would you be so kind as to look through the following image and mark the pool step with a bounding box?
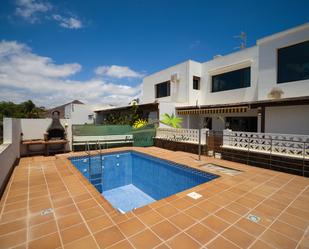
[90,173,102,179]
[90,178,102,185]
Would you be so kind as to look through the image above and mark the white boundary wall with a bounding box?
[156,128,208,144]
[0,117,74,191]
[20,118,72,155]
[20,118,71,140]
[223,129,309,159]
[0,118,21,192]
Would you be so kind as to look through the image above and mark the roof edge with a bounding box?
[257,23,309,45]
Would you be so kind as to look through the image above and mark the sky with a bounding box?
[0,0,308,108]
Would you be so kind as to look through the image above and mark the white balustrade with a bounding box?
[223,129,309,159]
[156,128,208,145]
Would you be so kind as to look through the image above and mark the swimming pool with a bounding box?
[70,151,218,212]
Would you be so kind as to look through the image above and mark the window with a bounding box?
[155,81,170,98]
[225,117,257,132]
[277,40,309,83]
[193,76,200,90]
[203,117,212,129]
[212,67,251,92]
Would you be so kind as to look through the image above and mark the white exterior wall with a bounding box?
[201,47,258,105]
[141,61,190,104]
[65,103,94,124]
[258,24,309,100]
[188,61,203,105]
[141,49,258,107]
[158,102,188,128]
[141,24,309,107]
[141,60,203,106]
[140,24,309,134]
[265,105,309,135]
[64,104,72,119]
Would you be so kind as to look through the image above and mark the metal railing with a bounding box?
[85,142,91,172]
[96,141,104,189]
[84,141,105,192]
[96,141,104,170]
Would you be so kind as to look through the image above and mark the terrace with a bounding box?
[0,146,308,249]
[1,8,308,249]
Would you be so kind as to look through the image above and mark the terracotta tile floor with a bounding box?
[0,147,308,249]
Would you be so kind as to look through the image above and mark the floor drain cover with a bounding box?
[187,192,202,200]
[247,214,261,223]
[41,208,54,216]
[200,163,242,176]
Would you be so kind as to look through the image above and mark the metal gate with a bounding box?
[206,131,223,157]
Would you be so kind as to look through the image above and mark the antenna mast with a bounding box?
[234,31,247,50]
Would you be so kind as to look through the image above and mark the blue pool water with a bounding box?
[70,151,218,212]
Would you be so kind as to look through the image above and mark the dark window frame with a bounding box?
[155,81,171,98]
[203,117,212,129]
[277,40,309,84]
[193,76,200,90]
[211,67,251,92]
[225,116,257,132]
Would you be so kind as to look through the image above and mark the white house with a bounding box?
[47,100,94,125]
[141,23,309,134]
[63,103,94,125]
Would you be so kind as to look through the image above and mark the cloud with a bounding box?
[0,40,26,55]
[15,0,52,23]
[0,41,81,78]
[52,15,83,29]
[14,0,83,29]
[189,40,201,49]
[95,65,144,79]
[0,41,141,107]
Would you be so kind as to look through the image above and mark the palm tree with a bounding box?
[160,113,183,128]
[23,100,35,114]
[22,100,45,118]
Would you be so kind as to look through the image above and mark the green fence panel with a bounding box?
[132,127,156,147]
[72,124,132,136]
[72,124,156,147]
